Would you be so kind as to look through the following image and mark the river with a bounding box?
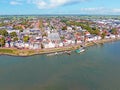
[0,41,120,90]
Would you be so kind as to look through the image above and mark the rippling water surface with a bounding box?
[0,41,120,90]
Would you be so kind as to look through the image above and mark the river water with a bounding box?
[0,41,120,90]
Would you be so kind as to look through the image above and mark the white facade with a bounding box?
[7,30,20,34]
[87,36,102,42]
[5,42,14,47]
[110,34,116,39]
[77,40,82,44]
[67,27,72,30]
[44,42,55,48]
[59,42,63,47]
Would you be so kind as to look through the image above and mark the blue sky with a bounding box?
[0,0,120,15]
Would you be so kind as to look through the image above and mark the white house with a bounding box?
[7,30,20,34]
[5,42,14,47]
[43,42,55,48]
[110,34,116,39]
[105,36,110,39]
[86,35,101,42]
[67,26,72,30]
[77,40,82,44]
[24,43,29,48]
[59,42,63,47]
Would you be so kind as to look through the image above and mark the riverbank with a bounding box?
[0,38,120,57]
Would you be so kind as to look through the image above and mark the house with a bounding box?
[76,26,82,30]
[13,40,25,48]
[48,32,61,41]
[85,31,91,36]
[105,34,116,39]
[110,34,116,39]
[58,42,63,47]
[7,30,20,34]
[47,32,61,47]
[24,43,29,48]
[5,42,14,48]
[43,42,55,48]
[63,39,75,46]
[105,35,110,39]
[67,26,72,30]
[29,42,41,49]
[86,35,101,42]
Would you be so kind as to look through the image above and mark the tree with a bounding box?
[23,36,29,42]
[92,29,100,35]
[60,36,65,40]
[72,27,76,30]
[0,22,6,27]
[13,37,18,42]
[20,29,23,32]
[111,28,117,35]
[62,26,67,30]
[0,29,8,37]
[13,25,23,30]
[0,37,5,47]
[21,20,28,25]
[41,43,44,49]
[10,32,17,38]
[42,33,47,37]
[101,32,106,39]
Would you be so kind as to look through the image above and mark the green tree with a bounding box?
[13,25,23,30]
[39,19,43,29]
[21,20,28,25]
[42,33,47,37]
[101,32,106,39]
[92,29,100,35]
[10,32,17,38]
[60,36,65,40]
[62,26,67,30]
[111,28,117,35]
[23,36,29,42]
[13,37,18,42]
[20,29,23,32]
[0,22,5,27]
[0,29,8,37]
[0,37,5,47]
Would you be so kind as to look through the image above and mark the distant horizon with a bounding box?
[1,14,120,16]
[0,0,120,15]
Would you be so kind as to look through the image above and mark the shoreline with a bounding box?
[0,38,120,57]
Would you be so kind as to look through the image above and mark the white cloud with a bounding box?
[112,9,120,13]
[28,0,89,9]
[10,1,22,5]
[81,7,106,14]
[80,7,120,14]
[80,7,107,14]
[9,0,90,9]
[80,7,105,12]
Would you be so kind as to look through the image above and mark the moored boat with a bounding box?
[46,51,65,56]
[46,52,58,56]
[65,51,71,55]
[75,48,85,53]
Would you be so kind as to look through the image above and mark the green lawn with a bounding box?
[0,49,14,53]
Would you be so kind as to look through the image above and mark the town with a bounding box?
[0,15,120,51]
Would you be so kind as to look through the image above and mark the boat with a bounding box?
[75,48,85,53]
[46,52,65,56]
[46,52,58,56]
[65,51,71,55]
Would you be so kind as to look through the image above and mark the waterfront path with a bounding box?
[0,38,120,56]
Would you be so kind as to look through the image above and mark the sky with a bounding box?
[0,0,120,15]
